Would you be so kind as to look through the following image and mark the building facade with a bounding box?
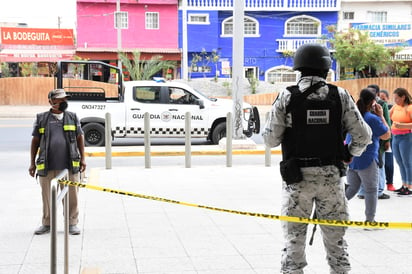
[338,0,412,77]
[0,26,75,76]
[75,0,181,78]
[1,0,411,81]
[180,0,340,84]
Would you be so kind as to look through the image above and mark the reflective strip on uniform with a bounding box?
[39,128,45,134]
[37,163,45,170]
[72,161,80,167]
[63,125,76,131]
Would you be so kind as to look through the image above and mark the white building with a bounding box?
[338,0,412,75]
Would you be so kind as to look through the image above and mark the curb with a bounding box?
[0,105,49,119]
[85,148,282,157]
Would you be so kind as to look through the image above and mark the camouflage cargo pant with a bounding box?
[280,165,351,274]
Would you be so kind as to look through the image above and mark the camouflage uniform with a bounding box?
[263,76,372,274]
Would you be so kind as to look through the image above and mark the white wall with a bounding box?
[338,1,412,31]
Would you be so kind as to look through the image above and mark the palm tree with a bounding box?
[118,51,176,80]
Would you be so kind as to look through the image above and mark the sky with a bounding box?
[0,0,76,29]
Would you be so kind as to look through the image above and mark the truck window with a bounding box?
[169,87,198,105]
[133,86,161,104]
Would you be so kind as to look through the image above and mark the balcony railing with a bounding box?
[276,39,332,52]
[186,0,340,11]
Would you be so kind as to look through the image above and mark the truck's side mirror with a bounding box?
[197,99,205,109]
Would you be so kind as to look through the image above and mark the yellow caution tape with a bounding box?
[59,179,412,230]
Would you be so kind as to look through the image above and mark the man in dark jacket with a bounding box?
[29,89,86,235]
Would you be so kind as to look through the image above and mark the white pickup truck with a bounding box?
[57,61,260,146]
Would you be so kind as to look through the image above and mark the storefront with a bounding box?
[393,48,412,77]
[395,49,412,61]
[351,22,412,77]
[0,27,75,76]
[75,47,181,80]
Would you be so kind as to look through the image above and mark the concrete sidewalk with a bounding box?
[84,143,281,157]
[2,157,411,274]
[1,105,411,274]
[0,105,48,119]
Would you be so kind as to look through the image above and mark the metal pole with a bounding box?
[50,181,57,274]
[181,0,188,80]
[226,112,233,167]
[64,186,69,274]
[185,112,191,168]
[50,169,69,274]
[144,112,151,168]
[116,0,122,71]
[105,112,112,169]
[265,112,271,167]
[232,0,245,140]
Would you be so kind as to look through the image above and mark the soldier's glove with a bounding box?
[342,144,352,163]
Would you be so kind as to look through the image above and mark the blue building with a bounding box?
[179,0,339,84]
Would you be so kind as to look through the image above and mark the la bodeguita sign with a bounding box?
[0,27,74,46]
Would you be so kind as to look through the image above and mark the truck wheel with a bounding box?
[82,123,105,147]
[211,122,226,144]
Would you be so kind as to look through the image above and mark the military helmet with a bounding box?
[293,43,331,71]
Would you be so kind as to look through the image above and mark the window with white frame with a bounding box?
[266,67,334,83]
[266,66,298,83]
[188,13,209,24]
[285,16,320,36]
[189,65,211,73]
[343,12,354,20]
[222,16,259,37]
[114,11,128,29]
[146,12,159,29]
[367,11,387,23]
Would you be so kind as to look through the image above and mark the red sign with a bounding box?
[0,50,75,62]
[1,27,74,46]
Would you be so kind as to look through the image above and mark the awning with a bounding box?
[75,47,182,61]
[75,47,181,54]
[0,49,75,62]
[394,48,412,61]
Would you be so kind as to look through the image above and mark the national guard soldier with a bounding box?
[263,43,372,273]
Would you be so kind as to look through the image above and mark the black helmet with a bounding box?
[293,43,331,71]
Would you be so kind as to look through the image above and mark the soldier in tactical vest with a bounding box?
[29,89,86,235]
[263,44,372,273]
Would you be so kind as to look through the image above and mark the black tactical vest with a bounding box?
[36,111,81,176]
[281,83,345,162]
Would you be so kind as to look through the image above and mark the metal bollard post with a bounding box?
[264,112,271,167]
[185,112,191,168]
[144,112,151,168]
[105,112,112,169]
[50,182,57,274]
[63,185,69,274]
[50,169,69,274]
[226,112,232,167]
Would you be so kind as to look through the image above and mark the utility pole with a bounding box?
[232,0,245,139]
[181,0,188,80]
[116,0,122,72]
